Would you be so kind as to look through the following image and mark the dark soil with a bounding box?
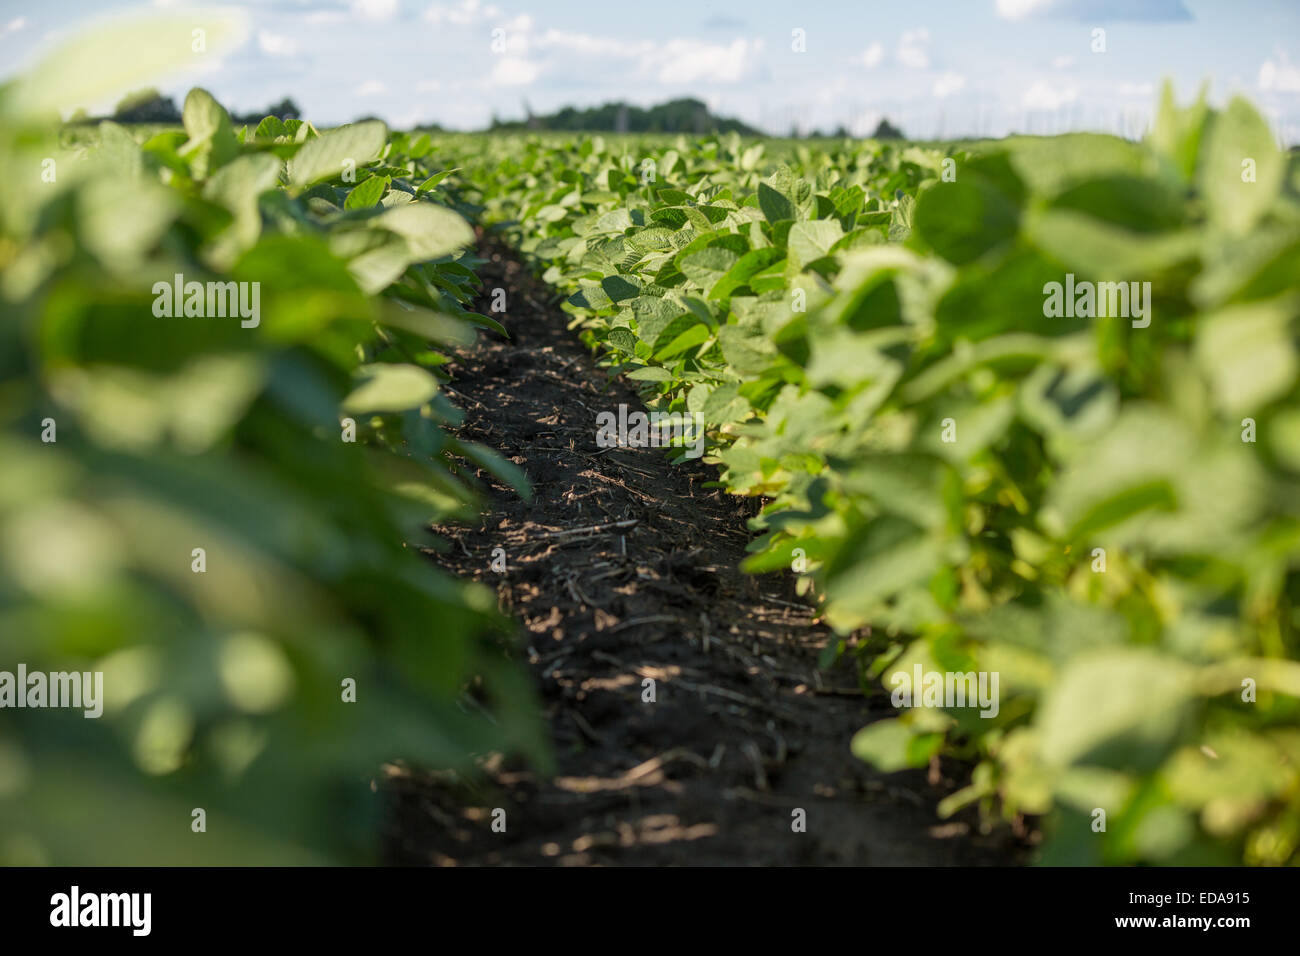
[381,235,1032,866]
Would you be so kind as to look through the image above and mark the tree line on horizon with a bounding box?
[489,97,906,139]
[73,89,906,140]
[67,88,302,126]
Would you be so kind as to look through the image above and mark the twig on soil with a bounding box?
[623,748,710,782]
[761,593,817,613]
[554,747,709,793]
[741,740,769,791]
[568,708,601,744]
[533,518,640,539]
[443,384,488,411]
[602,614,681,634]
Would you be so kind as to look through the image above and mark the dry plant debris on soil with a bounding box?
[382,239,1031,866]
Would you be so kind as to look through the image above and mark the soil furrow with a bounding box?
[382,236,1028,866]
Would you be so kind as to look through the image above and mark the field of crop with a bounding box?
[2,12,1300,876]
[424,110,1300,866]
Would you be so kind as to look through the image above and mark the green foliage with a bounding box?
[441,85,1300,865]
[0,59,545,862]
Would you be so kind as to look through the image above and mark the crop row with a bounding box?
[1,60,544,861]
[437,91,1300,864]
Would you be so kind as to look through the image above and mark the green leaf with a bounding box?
[758,182,796,223]
[838,454,961,530]
[654,323,710,360]
[1200,96,1284,236]
[1008,134,1152,197]
[913,178,1018,265]
[787,219,844,270]
[76,178,178,272]
[417,168,460,192]
[288,120,388,188]
[342,364,439,413]
[180,88,239,179]
[254,115,289,140]
[203,153,283,262]
[601,274,641,303]
[1037,650,1193,771]
[1150,80,1209,182]
[626,366,673,382]
[710,247,784,300]
[371,202,474,261]
[92,121,146,179]
[717,323,779,377]
[825,516,959,619]
[569,280,614,311]
[1194,298,1299,415]
[332,228,413,295]
[850,719,938,772]
[1027,209,1199,277]
[701,383,750,424]
[679,247,740,289]
[344,175,391,210]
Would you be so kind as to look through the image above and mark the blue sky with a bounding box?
[1,0,1298,141]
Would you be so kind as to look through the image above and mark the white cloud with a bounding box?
[489,56,540,86]
[648,37,763,84]
[860,42,884,68]
[353,0,400,20]
[357,79,387,96]
[418,7,765,89]
[997,0,1054,19]
[527,29,764,85]
[1259,55,1300,93]
[258,30,298,57]
[535,28,640,58]
[0,16,28,39]
[426,0,502,26]
[1051,55,1075,69]
[933,71,966,97]
[1022,80,1078,109]
[997,0,1191,21]
[896,28,930,69]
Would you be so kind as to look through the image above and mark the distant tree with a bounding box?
[232,98,302,126]
[487,97,761,136]
[113,88,181,123]
[262,98,301,121]
[872,118,905,140]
